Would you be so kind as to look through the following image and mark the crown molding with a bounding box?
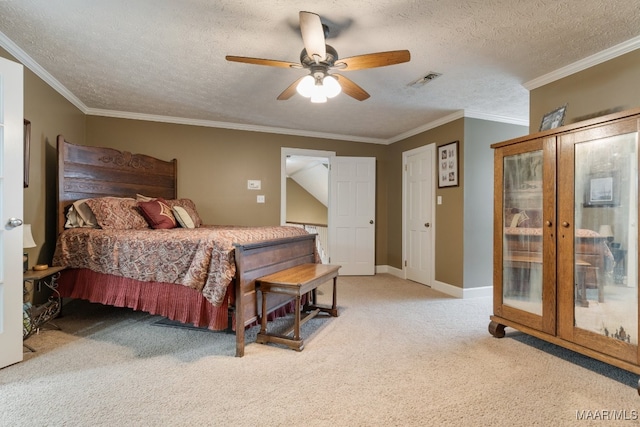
[386,110,528,144]
[386,111,465,144]
[85,108,387,144]
[524,35,640,90]
[463,110,529,127]
[0,30,88,113]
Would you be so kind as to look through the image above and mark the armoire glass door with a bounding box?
[502,150,544,314]
[495,138,556,334]
[558,118,639,363]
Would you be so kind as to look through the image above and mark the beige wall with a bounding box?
[386,120,466,285]
[286,178,328,225]
[84,116,390,264]
[530,49,640,131]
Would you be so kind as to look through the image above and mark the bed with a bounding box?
[52,135,317,357]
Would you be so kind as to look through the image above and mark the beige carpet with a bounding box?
[1,274,639,426]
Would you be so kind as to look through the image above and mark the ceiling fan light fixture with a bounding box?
[296,75,315,97]
[323,75,341,98]
[310,83,327,103]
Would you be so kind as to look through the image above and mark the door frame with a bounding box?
[280,147,335,226]
[402,144,436,284]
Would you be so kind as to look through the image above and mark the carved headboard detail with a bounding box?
[56,135,177,234]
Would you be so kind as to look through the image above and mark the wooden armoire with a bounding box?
[489,108,640,389]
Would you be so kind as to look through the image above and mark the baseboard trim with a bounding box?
[375,265,403,277]
[375,265,493,299]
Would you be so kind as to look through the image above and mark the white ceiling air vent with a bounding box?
[409,72,442,88]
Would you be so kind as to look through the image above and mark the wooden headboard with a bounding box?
[57,135,178,234]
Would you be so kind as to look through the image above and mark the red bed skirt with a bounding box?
[57,268,297,331]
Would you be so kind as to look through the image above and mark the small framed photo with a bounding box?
[438,141,459,188]
[539,104,567,131]
[584,172,620,207]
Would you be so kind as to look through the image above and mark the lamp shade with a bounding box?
[296,75,315,98]
[23,224,36,249]
[323,75,341,98]
[598,224,614,238]
[296,73,341,103]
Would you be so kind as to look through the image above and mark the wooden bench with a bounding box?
[503,255,596,304]
[255,263,341,351]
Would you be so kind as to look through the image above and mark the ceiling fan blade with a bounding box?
[334,74,370,101]
[225,55,301,69]
[277,76,306,100]
[299,11,326,61]
[335,50,411,71]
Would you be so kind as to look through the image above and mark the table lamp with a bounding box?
[598,224,614,245]
[23,224,36,272]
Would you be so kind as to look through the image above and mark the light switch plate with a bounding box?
[257,195,265,203]
[437,196,442,205]
[248,179,261,190]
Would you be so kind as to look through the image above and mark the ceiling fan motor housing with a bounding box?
[300,45,338,67]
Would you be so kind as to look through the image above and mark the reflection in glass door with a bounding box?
[502,150,544,316]
[573,133,638,344]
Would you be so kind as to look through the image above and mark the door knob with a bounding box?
[7,217,23,228]
[562,221,570,228]
[369,220,374,224]
[545,220,552,227]
[425,223,430,227]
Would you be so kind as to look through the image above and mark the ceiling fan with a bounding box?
[225,11,410,103]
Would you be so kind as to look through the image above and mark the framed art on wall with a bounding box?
[24,119,30,188]
[438,140,459,188]
[583,171,620,207]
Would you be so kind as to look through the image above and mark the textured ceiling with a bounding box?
[1,1,640,144]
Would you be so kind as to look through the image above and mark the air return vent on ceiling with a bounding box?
[408,72,442,87]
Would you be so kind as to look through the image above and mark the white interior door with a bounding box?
[403,145,435,286]
[0,56,25,369]
[329,157,376,275]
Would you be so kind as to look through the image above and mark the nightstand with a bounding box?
[23,266,65,351]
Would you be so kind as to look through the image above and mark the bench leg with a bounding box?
[303,276,339,317]
[259,290,268,335]
[575,266,589,307]
[332,277,337,312]
[294,295,301,341]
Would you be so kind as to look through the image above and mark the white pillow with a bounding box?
[64,198,98,228]
[172,206,195,229]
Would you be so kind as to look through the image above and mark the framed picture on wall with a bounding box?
[437,141,459,188]
[583,171,620,207]
[24,119,31,188]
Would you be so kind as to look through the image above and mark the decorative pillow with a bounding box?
[135,195,202,227]
[138,198,177,229]
[517,210,529,226]
[172,206,195,228]
[85,197,149,230]
[136,193,155,203]
[509,213,521,228]
[65,198,99,228]
[164,199,203,227]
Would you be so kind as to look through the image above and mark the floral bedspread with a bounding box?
[52,225,309,306]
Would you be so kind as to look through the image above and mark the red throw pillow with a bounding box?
[138,198,177,229]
